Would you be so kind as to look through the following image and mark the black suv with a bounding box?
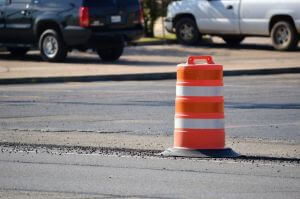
[0,0,144,62]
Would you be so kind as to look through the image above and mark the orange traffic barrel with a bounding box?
[162,56,239,158]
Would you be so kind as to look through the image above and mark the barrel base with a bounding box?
[161,147,239,158]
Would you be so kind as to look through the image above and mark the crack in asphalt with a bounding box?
[0,188,172,199]
[1,142,299,164]
[2,128,128,134]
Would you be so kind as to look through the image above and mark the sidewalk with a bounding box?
[0,37,300,84]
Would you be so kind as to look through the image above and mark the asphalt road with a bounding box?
[1,38,300,82]
[0,74,300,198]
[0,149,299,199]
[0,74,299,142]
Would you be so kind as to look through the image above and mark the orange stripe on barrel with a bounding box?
[176,97,224,114]
[174,129,225,149]
[177,67,223,82]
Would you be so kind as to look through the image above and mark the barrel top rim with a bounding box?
[177,63,223,68]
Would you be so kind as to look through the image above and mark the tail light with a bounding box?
[137,0,144,24]
[79,6,89,27]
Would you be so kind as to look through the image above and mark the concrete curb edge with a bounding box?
[1,67,300,85]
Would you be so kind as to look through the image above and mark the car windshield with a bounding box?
[84,0,138,7]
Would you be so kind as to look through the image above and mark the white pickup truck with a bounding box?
[165,0,300,50]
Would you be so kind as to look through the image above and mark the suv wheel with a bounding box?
[271,21,298,51]
[97,46,124,62]
[222,36,245,46]
[7,47,29,57]
[39,29,68,62]
[175,17,201,45]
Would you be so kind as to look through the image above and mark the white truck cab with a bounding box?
[165,0,300,50]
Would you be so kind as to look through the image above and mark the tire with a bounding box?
[97,45,124,62]
[39,29,68,62]
[7,47,29,57]
[271,21,299,51]
[175,17,202,45]
[222,36,245,46]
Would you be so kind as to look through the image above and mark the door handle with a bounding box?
[226,5,233,9]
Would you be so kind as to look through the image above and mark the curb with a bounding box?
[223,67,300,76]
[0,72,176,85]
[0,67,300,85]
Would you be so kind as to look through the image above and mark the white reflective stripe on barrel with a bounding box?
[176,86,223,97]
[175,118,225,129]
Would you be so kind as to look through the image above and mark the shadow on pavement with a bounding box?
[0,53,43,62]
[190,38,299,51]
[1,42,299,63]
[126,42,299,57]
[0,52,177,66]
[200,42,275,51]
[226,102,300,110]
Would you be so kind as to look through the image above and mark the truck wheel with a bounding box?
[97,46,124,62]
[175,17,201,45]
[7,47,29,57]
[222,36,245,46]
[39,29,68,62]
[271,21,298,51]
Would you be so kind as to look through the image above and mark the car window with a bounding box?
[118,0,139,6]
[84,0,138,7]
[0,0,5,6]
[40,0,78,8]
[10,0,31,4]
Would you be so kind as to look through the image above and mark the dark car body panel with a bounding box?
[0,0,6,43]
[0,0,143,48]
